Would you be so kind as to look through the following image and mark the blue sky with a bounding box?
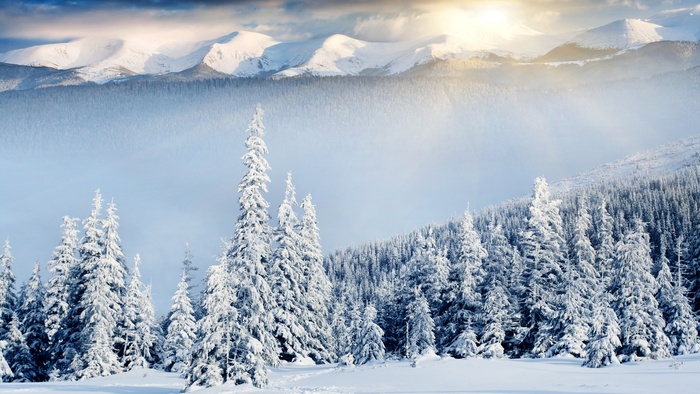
[1,0,699,51]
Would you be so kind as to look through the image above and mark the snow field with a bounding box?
[1,354,698,394]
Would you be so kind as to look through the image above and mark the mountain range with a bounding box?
[1,8,699,89]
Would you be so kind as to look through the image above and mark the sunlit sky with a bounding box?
[1,0,699,51]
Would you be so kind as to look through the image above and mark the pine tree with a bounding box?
[353,304,385,365]
[406,287,436,358]
[478,277,509,359]
[612,219,671,362]
[593,198,616,292]
[659,238,698,355]
[405,229,449,316]
[519,177,567,357]
[182,243,198,291]
[121,255,159,370]
[163,271,197,374]
[582,292,620,368]
[102,201,129,361]
[269,173,310,362]
[17,262,49,381]
[45,216,79,343]
[441,210,486,355]
[329,298,351,360]
[298,194,333,363]
[0,240,18,338]
[187,263,232,388]
[3,313,32,382]
[54,190,122,379]
[0,341,12,381]
[225,105,277,367]
[548,260,589,358]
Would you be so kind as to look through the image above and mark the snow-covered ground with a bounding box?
[1,353,698,393]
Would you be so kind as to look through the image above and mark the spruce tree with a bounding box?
[298,194,333,363]
[45,216,79,343]
[269,173,310,362]
[519,177,567,357]
[17,262,49,381]
[353,304,385,365]
[593,199,615,292]
[225,105,277,366]
[0,240,18,338]
[582,292,620,368]
[612,219,671,362]
[54,190,122,379]
[163,271,197,374]
[478,277,509,359]
[406,287,436,358]
[3,313,31,382]
[659,238,698,355]
[121,255,159,370]
[441,210,486,355]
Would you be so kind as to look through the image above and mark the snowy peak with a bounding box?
[569,19,665,50]
[199,31,279,75]
[0,38,127,69]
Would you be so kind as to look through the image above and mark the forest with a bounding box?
[0,102,699,389]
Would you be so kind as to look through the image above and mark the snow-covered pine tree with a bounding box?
[121,254,160,370]
[406,287,436,358]
[54,190,122,379]
[329,297,351,360]
[353,304,385,365]
[582,292,620,368]
[441,210,486,356]
[593,198,616,292]
[163,271,197,374]
[3,313,31,382]
[549,201,596,358]
[269,173,311,362]
[182,243,198,291]
[478,274,510,359]
[45,216,79,343]
[659,238,698,355]
[0,341,11,381]
[519,177,567,357]
[404,228,450,317]
[298,194,333,363]
[612,218,671,362]
[187,262,232,388]
[17,262,49,381]
[225,105,278,367]
[102,201,129,361]
[0,240,18,339]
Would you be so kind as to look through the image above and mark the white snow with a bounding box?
[568,14,700,50]
[1,355,699,393]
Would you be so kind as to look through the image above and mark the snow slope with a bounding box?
[555,134,700,192]
[1,354,698,393]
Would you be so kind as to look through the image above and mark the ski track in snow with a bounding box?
[1,354,699,394]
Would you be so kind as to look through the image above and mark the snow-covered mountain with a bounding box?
[2,8,700,87]
[0,32,505,83]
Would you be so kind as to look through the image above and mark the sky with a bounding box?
[1,0,700,52]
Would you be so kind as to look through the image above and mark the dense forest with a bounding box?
[0,103,699,389]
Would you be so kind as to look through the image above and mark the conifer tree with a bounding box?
[269,173,310,362]
[582,293,620,368]
[121,255,159,370]
[406,287,436,358]
[45,216,79,343]
[17,262,49,381]
[441,210,486,355]
[519,177,567,357]
[593,199,616,292]
[102,201,129,360]
[54,190,122,379]
[3,313,31,382]
[225,105,277,366]
[659,238,698,355]
[478,276,509,359]
[329,298,351,360]
[0,240,17,338]
[353,304,385,365]
[0,341,11,382]
[164,271,197,374]
[612,219,671,362]
[298,194,333,363]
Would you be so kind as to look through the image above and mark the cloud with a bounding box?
[606,0,649,10]
[534,10,561,25]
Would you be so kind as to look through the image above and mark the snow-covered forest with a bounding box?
[0,98,700,390]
